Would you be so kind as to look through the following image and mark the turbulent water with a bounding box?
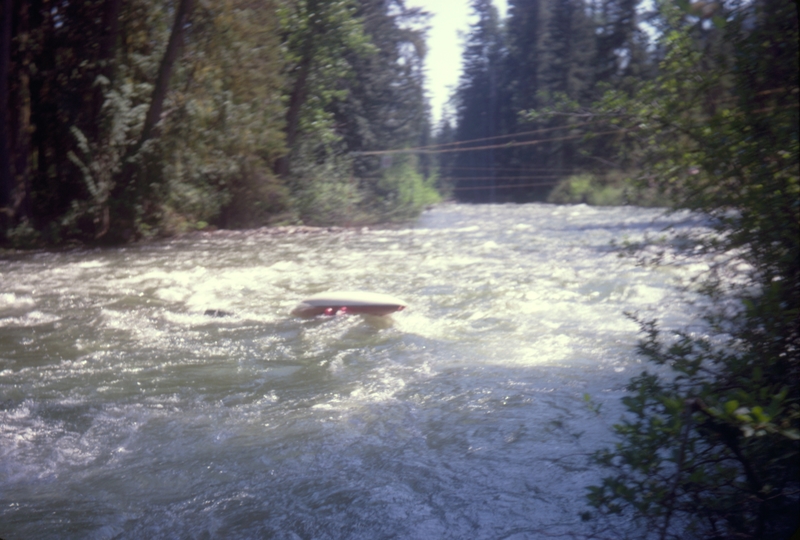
[0,204,711,539]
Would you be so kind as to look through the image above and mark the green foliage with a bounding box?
[1,0,436,246]
[277,0,374,168]
[451,0,507,202]
[589,303,800,539]
[447,0,654,202]
[372,155,441,221]
[547,171,672,206]
[547,173,624,205]
[333,0,430,176]
[584,1,800,538]
[276,0,435,226]
[159,0,287,232]
[4,219,42,249]
[287,140,365,226]
[61,71,147,239]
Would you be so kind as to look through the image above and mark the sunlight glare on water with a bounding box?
[0,204,711,539]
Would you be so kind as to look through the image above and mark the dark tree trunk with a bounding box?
[274,0,324,178]
[102,0,195,242]
[275,47,313,177]
[139,0,195,145]
[88,0,123,142]
[11,0,31,223]
[0,0,12,226]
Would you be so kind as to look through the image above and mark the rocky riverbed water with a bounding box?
[0,203,712,539]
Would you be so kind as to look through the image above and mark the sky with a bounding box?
[405,0,508,127]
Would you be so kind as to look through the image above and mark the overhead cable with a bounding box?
[351,128,632,156]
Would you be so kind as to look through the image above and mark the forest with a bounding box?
[1,0,798,538]
[0,0,795,244]
[0,0,437,246]
[442,0,797,207]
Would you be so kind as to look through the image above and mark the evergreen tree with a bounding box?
[332,0,429,180]
[592,0,642,88]
[276,0,372,177]
[433,114,457,198]
[161,0,288,230]
[448,0,655,203]
[491,0,596,201]
[279,0,435,225]
[0,0,291,244]
[529,0,594,188]
[452,0,506,202]
[0,0,440,245]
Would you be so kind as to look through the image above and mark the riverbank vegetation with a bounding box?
[0,0,434,247]
[573,2,799,539]
[544,172,669,207]
[1,0,794,245]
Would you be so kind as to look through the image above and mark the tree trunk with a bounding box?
[11,0,31,223]
[88,0,123,142]
[102,0,195,242]
[275,47,313,177]
[0,0,12,226]
[275,0,324,178]
[139,0,195,145]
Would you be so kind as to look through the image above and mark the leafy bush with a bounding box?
[220,163,293,229]
[547,172,672,207]
[547,174,624,205]
[584,1,799,538]
[371,155,441,221]
[3,220,42,249]
[287,141,366,226]
[589,288,799,539]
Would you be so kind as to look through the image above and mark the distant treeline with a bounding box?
[440,0,746,204]
[436,0,648,202]
[0,0,796,246]
[0,0,437,246]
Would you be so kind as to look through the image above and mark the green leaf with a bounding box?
[724,400,739,415]
[751,406,769,423]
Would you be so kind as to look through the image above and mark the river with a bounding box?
[0,203,710,539]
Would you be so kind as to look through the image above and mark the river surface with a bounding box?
[0,204,710,539]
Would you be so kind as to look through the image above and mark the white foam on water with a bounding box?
[0,310,61,328]
[0,292,36,311]
[0,204,718,539]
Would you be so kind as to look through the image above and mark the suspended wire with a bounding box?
[349,120,636,195]
[430,129,630,154]
[450,181,562,191]
[350,93,795,158]
[440,175,566,180]
[358,174,567,181]
[352,128,632,156]
[444,166,584,172]
[417,120,597,150]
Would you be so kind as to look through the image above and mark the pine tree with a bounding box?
[591,0,644,91]
[333,0,433,217]
[453,0,506,202]
[500,0,595,201]
[332,0,429,178]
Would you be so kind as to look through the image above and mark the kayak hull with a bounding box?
[291,291,407,317]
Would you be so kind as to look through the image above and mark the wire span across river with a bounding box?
[0,203,712,539]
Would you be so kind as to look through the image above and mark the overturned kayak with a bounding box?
[291,291,407,317]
